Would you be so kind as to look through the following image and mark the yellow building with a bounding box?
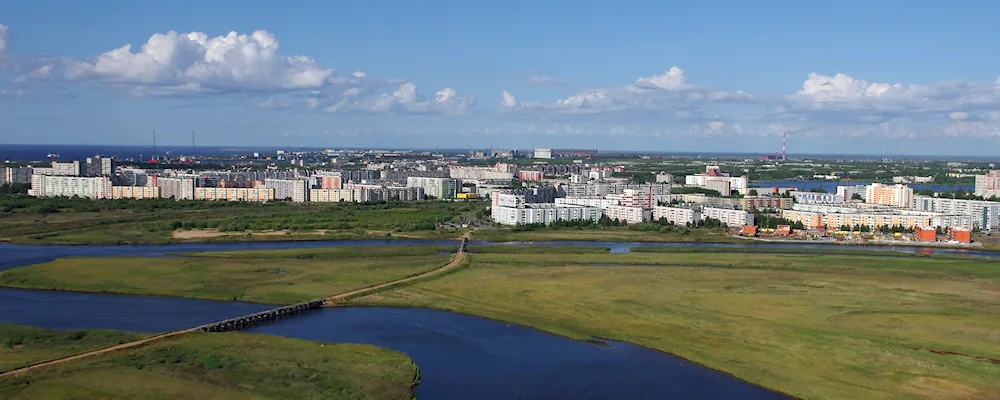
[111,186,160,199]
[457,192,479,199]
[309,189,354,202]
[194,187,275,202]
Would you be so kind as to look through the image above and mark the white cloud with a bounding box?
[65,30,338,95]
[324,82,474,115]
[14,63,53,84]
[709,121,725,131]
[500,66,752,116]
[501,90,519,108]
[0,24,7,55]
[525,74,568,86]
[950,111,968,120]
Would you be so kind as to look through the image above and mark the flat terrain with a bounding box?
[0,325,145,373]
[471,227,738,243]
[0,198,484,244]
[0,246,453,304]
[352,248,1000,400]
[0,330,418,400]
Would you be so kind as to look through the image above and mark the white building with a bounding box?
[556,196,620,210]
[264,178,310,202]
[48,161,82,176]
[652,206,702,225]
[701,207,755,227]
[406,177,458,199]
[194,187,275,202]
[491,203,602,225]
[975,170,1000,198]
[534,148,552,159]
[684,173,747,194]
[912,196,1000,231]
[606,205,651,224]
[111,186,160,199]
[782,205,972,231]
[836,185,868,201]
[655,173,674,184]
[865,183,914,207]
[449,166,514,181]
[30,175,112,199]
[790,191,845,204]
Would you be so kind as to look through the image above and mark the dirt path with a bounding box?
[0,328,196,378]
[0,232,473,378]
[325,231,471,303]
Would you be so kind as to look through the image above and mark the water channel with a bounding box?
[5,238,988,398]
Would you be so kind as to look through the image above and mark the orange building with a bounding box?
[948,227,972,243]
[914,226,937,242]
[742,225,758,236]
[775,225,792,236]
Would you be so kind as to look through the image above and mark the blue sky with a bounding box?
[2,0,1000,155]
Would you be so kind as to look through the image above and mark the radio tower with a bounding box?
[782,132,787,161]
[152,129,157,163]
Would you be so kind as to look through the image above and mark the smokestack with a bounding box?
[152,129,157,162]
[782,132,787,161]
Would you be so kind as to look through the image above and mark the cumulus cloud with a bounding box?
[13,63,53,83]
[501,90,519,109]
[324,82,474,115]
[500,66,752,116]
[524,74,568,86]
[64,30,337,94]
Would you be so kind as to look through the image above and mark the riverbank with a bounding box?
[0,324,145,373]
[0,246,453,304]
[349,249,1000,400]
[0,327,419,400]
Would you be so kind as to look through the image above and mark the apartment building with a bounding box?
[790,191,845,204]
[264,178,310,202]
[555,196,621,209]
[194,187,275,202]
[975,170,1000,198]
[739,196,793,211]
[781,206,971,230]
[652,206,702,225]
[836,185,867,200]
[702,207,755,227]
[912,196,1000,231]
[865,183,914,207]
[1,166,33,184]
[518,170,544,181]
[111,186,160,199]
[309,188,354,202]
[406,177,458,199]
[29,175,112,199]
[154,176,197,200]
[491,203,602,225]
[606,205,652,224]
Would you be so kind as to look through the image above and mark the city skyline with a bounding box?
[3,1,1000,155]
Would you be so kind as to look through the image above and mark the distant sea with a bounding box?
[0,144,290,162]
[752,180,974,193]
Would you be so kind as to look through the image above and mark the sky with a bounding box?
[2,0,1000,155]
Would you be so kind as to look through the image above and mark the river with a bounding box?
[9,238,971,398]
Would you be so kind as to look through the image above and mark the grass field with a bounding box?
[471,227,739,243]
[0,330,418,400]
[0,325,146,373]
[0,200,486,244]
[351,248,1000,400]
[0,246,453,304]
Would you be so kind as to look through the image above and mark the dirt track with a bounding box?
[0,232,472,378]
[0,328,196,378]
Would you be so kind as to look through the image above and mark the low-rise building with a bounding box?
[914,226,937,242]
[949,227,972,243]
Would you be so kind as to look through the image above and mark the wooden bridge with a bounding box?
[197,299,326,332]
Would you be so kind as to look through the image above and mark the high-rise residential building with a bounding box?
[791,191,845,204]
[111,186,160,199]
[533,148,552,159]
[518,170,544,181]
[30,175,112,199]
[407,177,458,199]
[836,185,868,201]
[738,196,794,211]
[606,205,652,224]
[83,157,116,176]
[45,161,82,176]
[974,170,1000,198]
[155,176,197,200]
[912,196,1000,231]
[684,166,747,193]
[701,207,755,227]
[865,183,914,207]
[194,187,275,202]
[491,203,602,225]
[652,206,702,226]
[2,167,33,185]
[264,178,310,202]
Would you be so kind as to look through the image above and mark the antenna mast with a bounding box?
[152,129,157,163]
[782,132,787,161]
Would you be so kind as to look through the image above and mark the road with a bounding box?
[0,232,472,378]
